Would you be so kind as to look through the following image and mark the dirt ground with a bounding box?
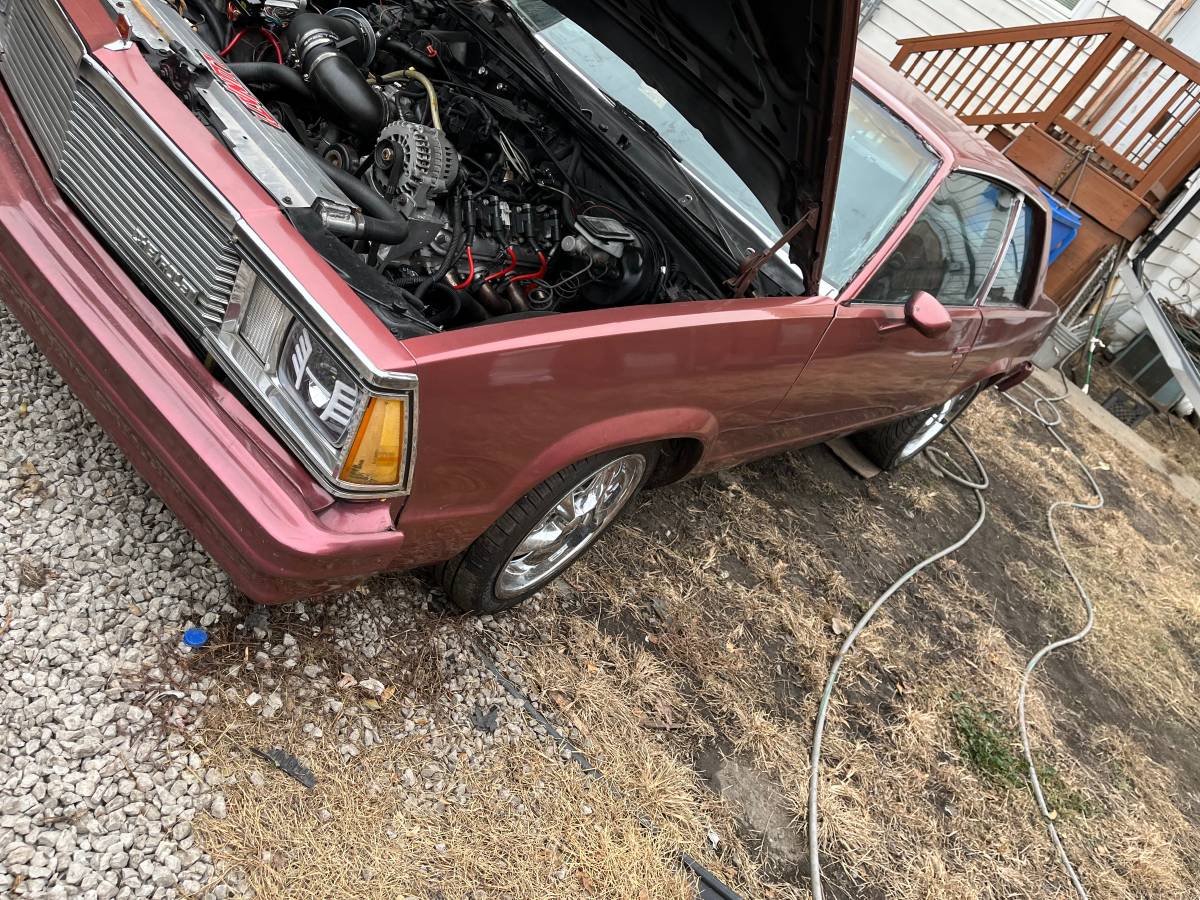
[192,385,1200,899]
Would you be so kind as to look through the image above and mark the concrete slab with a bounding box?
[1028,367,1200,509]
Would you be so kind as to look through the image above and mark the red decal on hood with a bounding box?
[201,51,284,131]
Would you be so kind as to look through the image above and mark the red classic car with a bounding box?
[0,0,1055,612]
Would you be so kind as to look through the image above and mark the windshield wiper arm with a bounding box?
[608,98,681,162]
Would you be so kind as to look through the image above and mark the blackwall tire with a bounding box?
[852,384,981,471]
[436,444,660,614]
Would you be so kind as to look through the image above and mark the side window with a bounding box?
[857,172,1018,306]
[984,203,1036,307]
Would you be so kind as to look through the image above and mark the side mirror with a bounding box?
[905,291,952,338]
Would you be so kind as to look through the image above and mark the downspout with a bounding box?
[1133,177,1200,281]
[1151,0,1198,36]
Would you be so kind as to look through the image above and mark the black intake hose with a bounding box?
[188,0,229,51]
[228,63,314,109]
[313,154,410,245]
[359,217,410,245]
[316,155,395,220]
[379,38,437,72]
[287,13,383,142]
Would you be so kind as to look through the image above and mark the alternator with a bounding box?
[371,120,460,212]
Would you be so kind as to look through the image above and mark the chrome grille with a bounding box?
[0,0,418,498]
[210,246,243,326]
[0,0,81,170]
[57,80,237,331]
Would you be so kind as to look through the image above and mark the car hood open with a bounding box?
[543,0,859,288]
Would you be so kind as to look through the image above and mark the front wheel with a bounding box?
[437,446,658,614]
[852,384,981,471]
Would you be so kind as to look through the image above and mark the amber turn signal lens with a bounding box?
[339,397,407,486]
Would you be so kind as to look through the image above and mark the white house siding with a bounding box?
[859,0,1200,350]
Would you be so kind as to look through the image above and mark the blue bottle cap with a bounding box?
[182,627,209,648]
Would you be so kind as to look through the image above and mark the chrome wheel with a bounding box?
[495,453,646,600]
[899,392,971,463]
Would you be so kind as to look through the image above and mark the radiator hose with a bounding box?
[287,13,383,142]
[228,62,314,109]
[312,154,410,246]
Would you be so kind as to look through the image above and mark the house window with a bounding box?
[1033,0,1103,18]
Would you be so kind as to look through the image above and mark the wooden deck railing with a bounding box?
[892,17,1200,213]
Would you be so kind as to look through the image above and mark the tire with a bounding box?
[852,383,981,471]
[436,444,660,614]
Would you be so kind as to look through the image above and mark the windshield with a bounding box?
[823,89,940,288]
[508,0,938,293]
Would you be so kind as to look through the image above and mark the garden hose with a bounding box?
[808,371,1101,900]
[1081,268,1122,395]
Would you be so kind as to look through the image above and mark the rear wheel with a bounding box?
[852,384,981,471]
[437,445,658,614]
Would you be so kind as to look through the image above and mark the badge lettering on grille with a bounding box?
[130,228,204,308]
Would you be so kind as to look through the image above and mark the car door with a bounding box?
[771,171,1024,441]
[959,196,1059,382]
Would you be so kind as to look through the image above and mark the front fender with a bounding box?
[514,406,718,503]
[397,403,719,565]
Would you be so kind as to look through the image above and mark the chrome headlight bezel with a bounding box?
[205,250,417,500]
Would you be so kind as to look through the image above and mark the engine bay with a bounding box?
[136,0,714,336]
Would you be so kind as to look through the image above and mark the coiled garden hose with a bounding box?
[809,372,1100,900]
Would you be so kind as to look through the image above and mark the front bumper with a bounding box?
[0,83,414,603]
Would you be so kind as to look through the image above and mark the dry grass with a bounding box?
[193,389,1200,898]
[524,392,1200,898]
[198,695,704,899]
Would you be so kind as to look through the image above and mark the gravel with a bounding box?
[0,303,560,897]
[0,304,233,897]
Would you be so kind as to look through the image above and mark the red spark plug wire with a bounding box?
[448,246,476,291]
[483,247,519,283]
[507,251,549,288]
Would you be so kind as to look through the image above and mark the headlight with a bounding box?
[209,260,417,498]
[281,321,363,444]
